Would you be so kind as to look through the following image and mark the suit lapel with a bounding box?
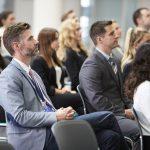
[11,60,42,103]
[11,59,32,83]
[94,50,120,88]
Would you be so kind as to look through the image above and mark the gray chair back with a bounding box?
[77,85,87,114]
[52,120,99,150]
[0,140,14,150]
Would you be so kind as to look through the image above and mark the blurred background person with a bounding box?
[0,10,16,61]
[31,27,83,114]
[58,19,88,91]
[121,29,150,82]
[61,9,78,22]
[123,7,150,55]
[125,43,150,137]
[133,7,150,32]
[111,20,123,62]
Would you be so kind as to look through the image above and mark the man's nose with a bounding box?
[114,33,119,39]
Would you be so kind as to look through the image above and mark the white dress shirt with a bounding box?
[96,47,110,60]
[13,58,31,75]
[54,65,62,89]
[133,80,150,135]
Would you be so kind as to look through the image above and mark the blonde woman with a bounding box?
[121,29,150,81]
[58,19,88,90]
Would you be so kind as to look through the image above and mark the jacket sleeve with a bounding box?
[0,73,57,128]
[79,60,114,111]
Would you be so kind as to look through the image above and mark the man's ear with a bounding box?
[11,42,21,52]
[96,36,103,44]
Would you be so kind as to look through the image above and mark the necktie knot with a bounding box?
[29,69,34,79]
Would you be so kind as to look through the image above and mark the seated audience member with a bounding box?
[57,19,88,91]
[124,8,150,56]
[121,29,150,82]
[133,7,150,32]
[111,20,123,62]
[79,21,140,149]
[31,28,83,114]
[0,22,129,150]
[125,43,150,136]
[0,10,16,61]
[61,9,78,22]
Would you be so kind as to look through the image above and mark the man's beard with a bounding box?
[22,44,39,57]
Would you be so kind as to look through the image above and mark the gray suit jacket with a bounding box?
[0,59,57,150]
[79,49,132,116]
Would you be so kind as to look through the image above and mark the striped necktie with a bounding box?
[29,69,56,112]
[108,57,118,74]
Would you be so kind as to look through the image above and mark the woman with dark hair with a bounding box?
[125,43,150,136]
[31,28,83,114]
[0,10,15,61]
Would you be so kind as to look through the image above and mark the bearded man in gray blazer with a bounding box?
[0,22,129,150]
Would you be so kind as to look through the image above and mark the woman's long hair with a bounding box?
[121,29,149,71]
[125,43,150,99]
[38,27,61,68]
[57,19,87,61]
[0,54,6,70]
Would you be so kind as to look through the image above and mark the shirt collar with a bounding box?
[13,58,31,75]
[96,47,110,60]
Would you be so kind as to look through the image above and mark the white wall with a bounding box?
[14,0,33,26]
[33,0,64,38]
[13,0,80,38]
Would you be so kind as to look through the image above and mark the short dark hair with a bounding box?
[3,22,31,55]
[133,8,149,26]
[89,21,112,45]
[61,10,74,22]
[0,10,13,27]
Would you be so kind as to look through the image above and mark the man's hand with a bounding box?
[55,88,69,94]
[125,109,134,120]
[56,107,76,121]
